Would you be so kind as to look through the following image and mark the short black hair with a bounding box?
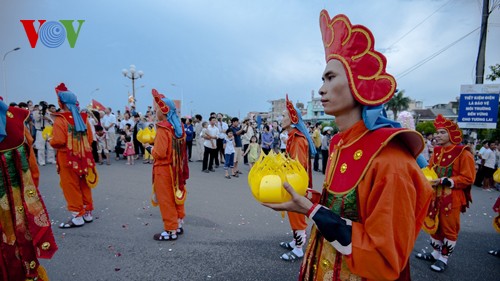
[226,128,233,134]
[209,116,216,121]
[95,125,104,131]
[231,117,239,123]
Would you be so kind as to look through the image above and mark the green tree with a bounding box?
[416,121,436,135]
[385,89,411,120]
[486,63,500,81]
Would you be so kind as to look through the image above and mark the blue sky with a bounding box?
[1,0,499,119]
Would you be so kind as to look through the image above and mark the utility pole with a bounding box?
[475,0,490,84]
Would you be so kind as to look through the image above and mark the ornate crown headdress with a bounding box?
[152,89,169,115]
[285,94,299,125]
[319,10,396,106]
[434,114,462,144]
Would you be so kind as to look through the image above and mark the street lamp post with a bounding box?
[2,47,21,102]
[121,64,144,104]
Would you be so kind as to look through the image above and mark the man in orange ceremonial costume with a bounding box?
[264,9,433,280]
[50,83,98,228]
[145,89,188,241]
[0,97,57,281]
[278,94,316,261]
[415,114,475,273]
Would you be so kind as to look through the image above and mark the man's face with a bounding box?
[105,108,111,114]
[232,120,239,127]
[210,118,216,126]
[48,106,56,113]
[435,129,451,146]
[281,111,291,129]
[490,143,496,150]
[319,59,358,116]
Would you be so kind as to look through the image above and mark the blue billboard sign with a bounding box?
[457,85,499,129]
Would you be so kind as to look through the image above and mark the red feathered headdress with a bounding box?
[152,89,169,115]
[285,94,299,125]
[319,10,396,106]
[434,114,462,145]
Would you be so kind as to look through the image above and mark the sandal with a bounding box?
[280,250,303,262]
[488,250,500,257]
[83,211,93,223]
[430,260,447,272]
[59,218,84,229]
[232,173,239,178]
[153,231,177,241]
[177,227,184,235]
[225,175,231,179]
[415,252,436,262]
[279,242,293,251]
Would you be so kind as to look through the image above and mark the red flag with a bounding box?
[91,99,106,111]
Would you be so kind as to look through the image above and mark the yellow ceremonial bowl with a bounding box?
[42,125,53,140]
[421,167,438,181]
[137,128,155,144]
[248,152,309,203]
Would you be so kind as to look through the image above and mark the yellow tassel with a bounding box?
[85,168,99,188]
[36,265,49,281]
[422,215,438,235]
[493,215,500,234]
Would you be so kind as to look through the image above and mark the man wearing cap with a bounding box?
[50,83,98,228]
[0,97,58,280]
[415,114,475,272]
[144,89,189,241]
[278,95,317,261]
[264,10,432,280]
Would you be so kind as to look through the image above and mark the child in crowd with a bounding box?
[243,135,260,168]
[223,129,236,179]
[95,125,110,165]
[123,135,135,165]
[200,121,215,149]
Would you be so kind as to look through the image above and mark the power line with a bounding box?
[385,0,453,51]
[396,26,480,80]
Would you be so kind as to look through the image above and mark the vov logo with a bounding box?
[20,20,85,48]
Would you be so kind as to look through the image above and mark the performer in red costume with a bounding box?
[278,95,316,261]
[0,97,57,281]
[264,10,433,280]
[416,114,475,272]
[50,83,98,228]
[488,195,500,257]
[145,89,189,241]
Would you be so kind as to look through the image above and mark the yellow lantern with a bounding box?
[421,167,438,182]
[137,127,156,144]
[248,151,309,203]
[42,125,53,140]
[493,168,500,183]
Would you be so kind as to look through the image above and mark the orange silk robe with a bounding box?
[300,121,433,281]
[50,112,95,216]
[426,145,475,241]
[151,121,188,231]
[286,128,311,231]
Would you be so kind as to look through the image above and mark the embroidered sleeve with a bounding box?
[309,205,352,255]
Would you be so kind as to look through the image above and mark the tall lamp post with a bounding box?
[2,47,21,102]
[121,64,144,104]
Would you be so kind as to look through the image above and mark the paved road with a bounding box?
[38,159,499,281]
